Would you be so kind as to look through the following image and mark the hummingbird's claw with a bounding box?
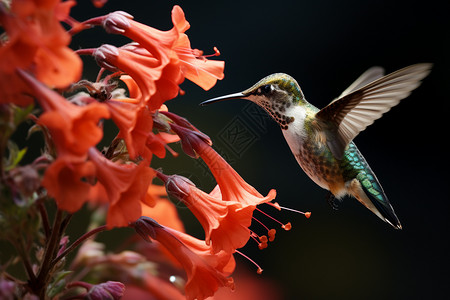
[326,192,340,210]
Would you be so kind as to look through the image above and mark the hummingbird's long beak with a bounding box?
[199,92,247,106]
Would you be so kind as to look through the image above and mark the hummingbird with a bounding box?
[200,63,432,229]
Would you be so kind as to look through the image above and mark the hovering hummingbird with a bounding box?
[200,63,432,229]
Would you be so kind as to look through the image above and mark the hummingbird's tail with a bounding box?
[343,143,402,229]
[349,175,402,230]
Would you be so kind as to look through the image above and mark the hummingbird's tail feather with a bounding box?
[349,178,402,229]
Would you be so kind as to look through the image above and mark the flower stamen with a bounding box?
[255,207,292,231]
[269,202,312,218]
[235,250,263,275]
[250,231,268,250]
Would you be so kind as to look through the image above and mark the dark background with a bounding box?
[70,1,449,299]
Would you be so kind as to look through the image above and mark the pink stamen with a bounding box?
[266,202,311,218]
[252,216,270,232]
[175,46,221,59]
[249,231,260,243]
[256,207,292,231]
[235,250,263,274]
[256,207,284,227]
[164,144,179,157]
[250,231,268,250]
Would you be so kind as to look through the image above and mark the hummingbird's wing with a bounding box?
[315,63,432,159]
[333,66,385,101]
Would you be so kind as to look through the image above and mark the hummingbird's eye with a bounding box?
[260,84,273,94]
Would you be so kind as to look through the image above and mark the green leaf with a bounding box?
[13,104,34,127]
[4,141,27,171]
[47,271,73,298]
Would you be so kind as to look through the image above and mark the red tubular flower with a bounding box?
[42,158,96,212]
[133,217,235,300]
[171,6,225,91]
[0,0,82,105]
[107,101,154,160]
[92,5,224,105]
[118,75,142,103]
[141,199,185,233]
[17,70,110,159]
[94,43,182,110]
[170,123,277,207]
[88,148,154,228]
[16,71,109,213]
[157,173,254,254]
[95,10,184,109]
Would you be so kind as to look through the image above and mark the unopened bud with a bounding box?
[86,281,125,300]
[102,11,133,34]
[94,45,120,72]
[132,216,162,242]
[165,174,195,200]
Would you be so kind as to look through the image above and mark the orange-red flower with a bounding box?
[16,71,110,213]
[158,173,254,254]
[170,122,277,207]
[91,5,224,106]
[171,6,225,91]
[107,100,154,160]
[17,70,110,160]
[133,217,235,300]
[42,158,96,212]
[88,148,154,228]
[141,198,185,233]
[0,0,82,105]
[94,43,181,110]
[95,10,184,109]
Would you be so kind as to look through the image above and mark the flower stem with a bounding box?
[16,238,37,284]
[49,225,108,271]
[31,209,64,298]
[75,48,96,56]
[37,201,51,239]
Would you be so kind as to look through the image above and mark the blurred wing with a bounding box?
[316,63,432,159]
[334,66,385,101]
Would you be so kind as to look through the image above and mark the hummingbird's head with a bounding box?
[200,73,306,129]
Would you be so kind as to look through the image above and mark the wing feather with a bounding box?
[316,63,432,159]
[336,66,385,100]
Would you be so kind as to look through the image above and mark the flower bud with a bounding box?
[0,278,16,299]
[86,281,125,300]
[9,165,40,198]
[102,11,133,34]
[94,45,120,72]
[132,216,161,242]
[164,174,195,200]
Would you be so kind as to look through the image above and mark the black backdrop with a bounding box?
[69,1,449,299]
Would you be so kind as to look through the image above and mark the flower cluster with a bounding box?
[0,1,310,299]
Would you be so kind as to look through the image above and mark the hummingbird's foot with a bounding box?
[326,192,340,210]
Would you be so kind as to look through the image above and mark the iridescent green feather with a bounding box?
[342,143,386,203]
